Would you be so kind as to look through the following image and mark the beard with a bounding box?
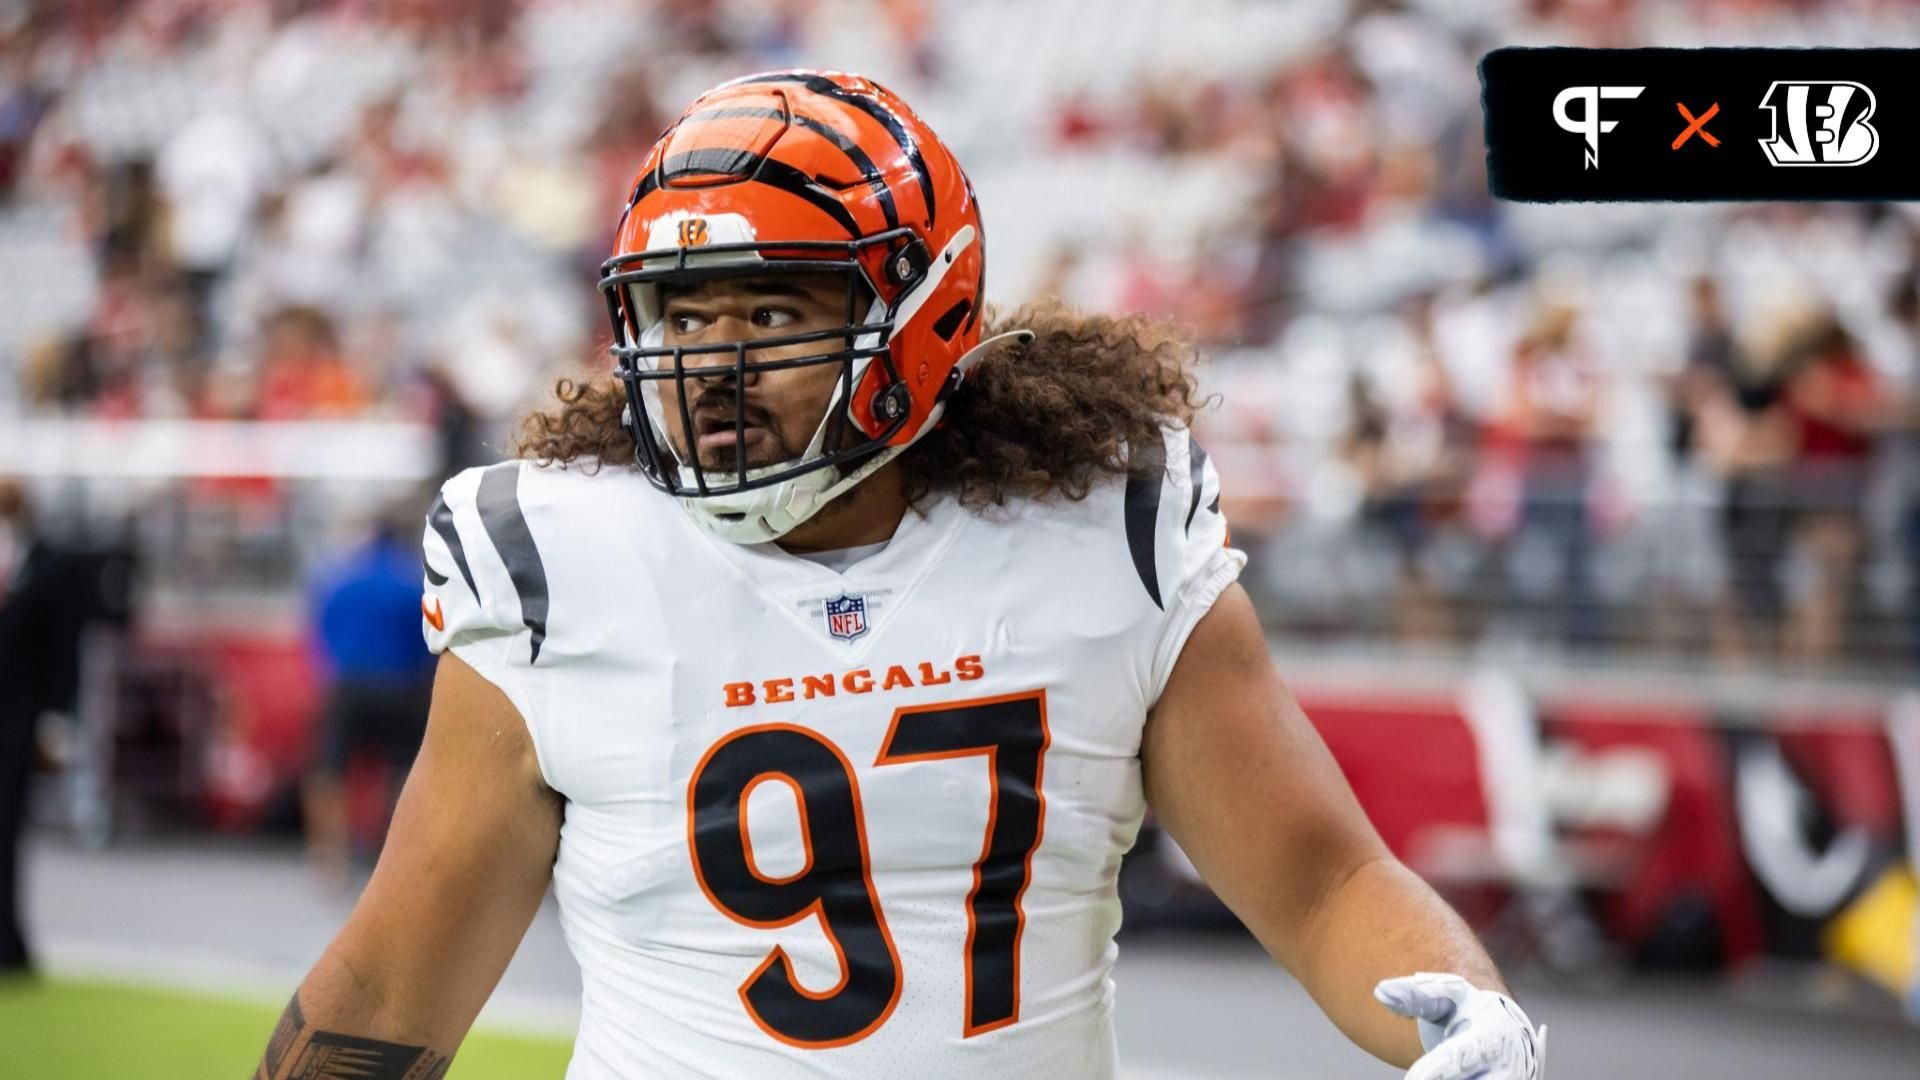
[678,390,808,474]
[696,425,804,473]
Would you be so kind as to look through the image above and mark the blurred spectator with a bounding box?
[84,159,167,274]
[1778,316,1889,663]
[253,155,369,312]
[1695,314,1800,664]
[879,0,940,81]
[300,502,436,887]
[1893,275,1920,669]
[1656,276,1741,653]
[0,477,122,973]
[415,362,492,475]
[1340,299,1473,644]
[586,67,666,256]
[255,306,368,420]
[1490,303,1602,645]
[0,477,37,974]
[1051,89,1105,148]
[0,27,55,203]
[1668,277,1739,464]
[156,107,271,347]
[659,0,734,55]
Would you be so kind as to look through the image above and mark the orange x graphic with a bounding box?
[1673,102,1720,149]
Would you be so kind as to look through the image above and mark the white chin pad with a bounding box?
[688,468,837,543]
[685,443,904,544]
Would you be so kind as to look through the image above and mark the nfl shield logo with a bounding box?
[824,594,868,642]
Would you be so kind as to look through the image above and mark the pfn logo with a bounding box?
[1758,81,1878,167]
[1553,85,1645,169]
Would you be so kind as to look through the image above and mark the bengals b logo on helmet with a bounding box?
[677,218,711,247]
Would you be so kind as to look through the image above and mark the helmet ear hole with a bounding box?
[932,299,972,342]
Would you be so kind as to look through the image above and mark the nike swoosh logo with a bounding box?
[422,596,445,632]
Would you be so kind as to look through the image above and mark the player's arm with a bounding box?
[1140,583,1508,1069]
[254,652,562,1079]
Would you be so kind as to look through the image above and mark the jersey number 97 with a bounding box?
[688,690,1050,1048]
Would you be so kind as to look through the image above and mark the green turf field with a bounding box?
[0,975,574,1079]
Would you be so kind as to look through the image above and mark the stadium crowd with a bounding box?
[0,0,1917,670]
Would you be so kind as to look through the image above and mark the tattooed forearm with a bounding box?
[255,992,452,1080]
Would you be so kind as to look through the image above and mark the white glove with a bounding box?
[1374,972,1546,1080]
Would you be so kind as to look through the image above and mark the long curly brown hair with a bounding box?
[510,299,1207,509]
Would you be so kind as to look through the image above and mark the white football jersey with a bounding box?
[420,426,1243,1079]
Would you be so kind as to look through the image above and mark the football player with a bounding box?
[256,71,1543,1080]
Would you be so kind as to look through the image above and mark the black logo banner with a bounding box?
[1482,47,1918,201]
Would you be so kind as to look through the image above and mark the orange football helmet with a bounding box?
[600,69,1019,542]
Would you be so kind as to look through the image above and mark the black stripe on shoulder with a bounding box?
[1184,432,1210,534]
[427,493,479,602]
[1124,440,1167,610]
[476,463,551,665]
